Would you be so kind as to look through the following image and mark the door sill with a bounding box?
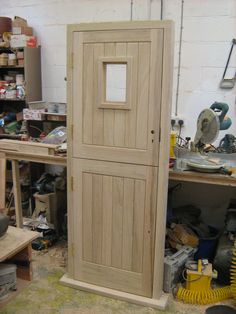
[60,273,168,310]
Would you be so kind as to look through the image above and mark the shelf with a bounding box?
[27,112,67,122]
[169,169,236,187]
[0,47,42,103]
[0,47,24,51]
[45,112,66,117]
[0,66,24,69]
[0,98,25,102]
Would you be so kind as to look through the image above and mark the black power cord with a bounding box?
[171,119,176,130]
[178,119,184,139]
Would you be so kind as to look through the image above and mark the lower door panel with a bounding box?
[71,158,158,297]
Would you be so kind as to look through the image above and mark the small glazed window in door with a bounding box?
[105,63,127,103]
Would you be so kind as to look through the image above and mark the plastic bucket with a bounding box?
[194,226,220,262]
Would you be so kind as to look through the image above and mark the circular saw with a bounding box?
[194,109,219,147]
[193,102,232,148]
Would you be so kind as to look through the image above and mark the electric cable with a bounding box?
[176,249,236,304]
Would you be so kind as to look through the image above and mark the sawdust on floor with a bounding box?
[1,241,236,314]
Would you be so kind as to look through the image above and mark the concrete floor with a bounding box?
[1,242,236,314]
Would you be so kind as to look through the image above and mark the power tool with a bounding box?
[193,102,232,150]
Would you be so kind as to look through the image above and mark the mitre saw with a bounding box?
[175,102,232,173]
[193,102,232,150]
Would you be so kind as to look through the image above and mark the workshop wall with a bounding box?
[1,0,235,142]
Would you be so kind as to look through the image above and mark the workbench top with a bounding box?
[0,226,39,262]
[169,169,236,187]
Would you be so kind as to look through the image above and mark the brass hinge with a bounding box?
[70,176,74,191]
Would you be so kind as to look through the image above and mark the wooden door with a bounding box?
[72,158,157,297]
[72,28,163,166]
[67,22,173,300]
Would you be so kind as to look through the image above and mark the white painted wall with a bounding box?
[1,0,236,142]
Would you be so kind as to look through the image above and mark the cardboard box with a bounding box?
[10,35,28,48]
[168,224,199,249]
[33,192,56,223]
[45,113,66,122]
[23,108,46,120]
[33,191,66,231]
[16,51,24,59]
[11,34,36,48]
[28,101,47,110]
[12,17,33,39]
[18,59,24,66]
[13,16,27,27]
[13,26,33,36]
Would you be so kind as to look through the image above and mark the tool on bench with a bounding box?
[177,102,233,174]
[218,134,236,154]
[220,39,236,89]
[174,103,233,174]
[193,102,232,149]
[163,246,196,292]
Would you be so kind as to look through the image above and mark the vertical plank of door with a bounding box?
[136,43,150,150]
[92,174,103,263]
[114,43,127,147]
[74,159,83,278]
[142,166,157,296]
[103,43,116,146]
[82,173,93,262]
[148,29,163,165]
[125,43,138,148]
[101,175,113,266]
[122,178,134,270]
[72,32,83,158]
[132,179,145,272]
[93,43,104,145]
[83,44,94,144]
[111,177,124,268]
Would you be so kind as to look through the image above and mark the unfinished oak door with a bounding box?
[71,158,157,297]
[72,27,164,166]
[67,22,172,300]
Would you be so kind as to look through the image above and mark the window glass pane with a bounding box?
[105,63,127,102]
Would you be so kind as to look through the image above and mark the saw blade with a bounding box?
[194,109,220,145]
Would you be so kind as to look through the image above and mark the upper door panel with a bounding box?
[72,28,163,166]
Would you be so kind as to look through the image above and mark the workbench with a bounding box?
[0,226,39,279]
[169,169,236,187]
[1,142,235,229]
[0,149,66,228]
